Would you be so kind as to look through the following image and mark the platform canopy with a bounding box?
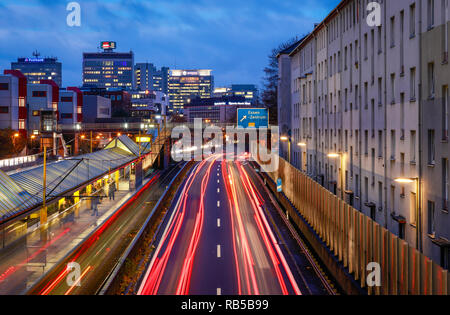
[0,135,145,224]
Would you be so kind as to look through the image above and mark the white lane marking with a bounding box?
[217,200,220,207]
[217,244,221,258]
[217,288,222,295]
[217,218,221,227]
[217,188,220,193]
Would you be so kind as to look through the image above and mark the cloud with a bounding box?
[0,0,340,88]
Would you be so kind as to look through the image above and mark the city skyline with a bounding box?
[0,0,339,89]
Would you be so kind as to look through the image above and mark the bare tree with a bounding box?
[261,37,300,125]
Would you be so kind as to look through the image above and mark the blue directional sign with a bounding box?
[237,108,269,128]
[276,178,282,192]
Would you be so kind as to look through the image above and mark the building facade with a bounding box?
[130,90,169,118]
[282,0,450,269]
[213,84,259,105]
[134,63,169,94]
[168,69,214,114]
[0,70,27,135]
[82,42,134,90]
[82,95,112,123]
[12,53,62,87]
[184,96,251,124]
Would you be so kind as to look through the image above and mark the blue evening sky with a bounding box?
[0,0,340,89]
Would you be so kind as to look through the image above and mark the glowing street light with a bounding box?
[14,133,19,138]
[327,152,344,199]
[394,177,421,251]
[280,136,289,142]
[297,142,307,147]
[394,178,416,184]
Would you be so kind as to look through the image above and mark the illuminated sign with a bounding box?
[214,101,251,106]
[237,108,269,128]
[101,41,116,50]
[136,137,151,143]
[24,58,44,63]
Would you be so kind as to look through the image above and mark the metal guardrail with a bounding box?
[259,157,449,295]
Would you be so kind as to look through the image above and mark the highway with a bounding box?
[138,154,332,295]
[29,163,185,295]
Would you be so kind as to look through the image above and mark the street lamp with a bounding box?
[394,177,421,251]
[328,152,345,199]
[280,135,291,164]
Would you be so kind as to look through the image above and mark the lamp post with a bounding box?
[394,177,421,251]
[280,135,291,164]
[297,142,307,172]
[328,152,345,199]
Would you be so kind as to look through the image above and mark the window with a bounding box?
[365,177,369,202]
[0,83,9,90]
[378,78,383,105]
[391,130,396,160]
[443,85,449,140]
[32,91,47,97]
[410,3,416,37]
[32,110,40,116]
[61,113,73,119]
[378,182,383,210]
[443,0,449,62]
[410,68,416,100]
[444,158,449,211]
[390,16,396,47]
[428,0,435,29]
[428,63,435,98]
[61,97,73,102]
[410,131,417,163]
[428,129,436,165]
[410,192,417,225]
[378,130,383,157]
[427,200,436,236]
[391,74,396,104]
[364,130,369,155]
[0,106,9,113]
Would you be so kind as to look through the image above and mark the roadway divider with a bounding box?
[25,172,161,295]
[99,161,194,295]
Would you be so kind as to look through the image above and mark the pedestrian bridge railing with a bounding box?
[258,157,449,295]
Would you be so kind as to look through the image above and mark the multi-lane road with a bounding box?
[138,155,332,295]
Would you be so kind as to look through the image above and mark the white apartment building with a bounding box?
[283,0,450,268]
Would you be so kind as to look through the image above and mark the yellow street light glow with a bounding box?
[280,136,289,142]
[297,142,307,147]
[14,133,19,138]
[394,178,416,184]
[81,135,86,139]
[327,153,340,158]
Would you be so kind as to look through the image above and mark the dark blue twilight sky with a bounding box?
[0,0,339,89]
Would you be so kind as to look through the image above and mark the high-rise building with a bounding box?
[168,69,214,114]
[82,41,134,90]
[230,84,259,104]
[11,51,62,87]
[213,84,259,105]
[134,63,169,94]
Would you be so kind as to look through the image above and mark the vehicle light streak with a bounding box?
[64,266,93,295]
[225,162,260,295]
[39,174,160,295]
[139,156,217,295]
[176,156,218,295]
[237,162,301,295]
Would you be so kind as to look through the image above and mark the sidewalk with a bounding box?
[0,178,151,295]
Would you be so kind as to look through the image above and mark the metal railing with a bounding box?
[259,157,449,295]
